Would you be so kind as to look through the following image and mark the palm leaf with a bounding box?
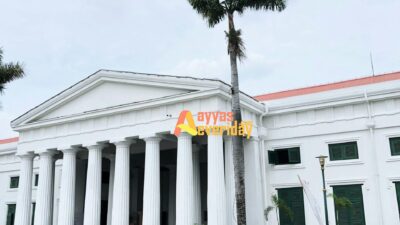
[188,0,226,27]
[0,48,25,93]
[225,28,246,60]
[236,0,286,13]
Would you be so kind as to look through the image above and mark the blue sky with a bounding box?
[1,0,399,137]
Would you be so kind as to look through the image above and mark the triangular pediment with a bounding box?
[41,81,191,120]
[12,70,227,127]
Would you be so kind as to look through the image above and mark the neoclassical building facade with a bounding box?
[1,70,400,225]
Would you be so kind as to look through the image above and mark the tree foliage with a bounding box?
[0,48,24,93]
[188,0,286,59]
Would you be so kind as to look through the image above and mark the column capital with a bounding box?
[60,148,79,155]
[177,132,193,139]
[17,152,35,159]
[86,144,105,151]
[143,136,162,143]
[38,150,57,157]
[111,140,136,147]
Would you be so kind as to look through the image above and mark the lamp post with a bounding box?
[316,155,329,225]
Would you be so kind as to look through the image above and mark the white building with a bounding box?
[1,69,400,225]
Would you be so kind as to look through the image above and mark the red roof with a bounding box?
[254,71,400,101]
[0,137,19,144]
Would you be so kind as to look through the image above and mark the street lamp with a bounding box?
[316,155,329,225]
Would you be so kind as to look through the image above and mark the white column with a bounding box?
[111,141,131,225]
[142,137,162,225]
[34,151,56,225]
[168,166,176,225]
[83,145,103,225]
[192,145,202,225]
[106,156,115,225]
[15,153,35,225]
[58,148,78,225]
[176,132,194,225]
[224,137,237,225]
[208,135,227,225]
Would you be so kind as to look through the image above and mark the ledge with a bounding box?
[386,156,400,162]
[271,164,305,170]
[326,159,364,167]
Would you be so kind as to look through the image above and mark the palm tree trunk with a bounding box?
[228,13,247,225]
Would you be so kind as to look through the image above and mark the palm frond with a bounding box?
[235,0,286,13]
[0,62,24,93]
[188,0,226,27]
[225,28,246,61]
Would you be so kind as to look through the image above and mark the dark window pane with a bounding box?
[268,150,277,165]
[395,182,400,219]
[329,142,358,161]
[330,146,343,160]
[333,184,366,225]
[31,203,36,225]
[288,148,301,164]
[390,137,400,156]
[34,174,39,187]
[344,144,357,159]
[269,147,301,165]
[277,187,306,225]
[10,176,19,189]
[6,204,16,225]
[276,149,289,165]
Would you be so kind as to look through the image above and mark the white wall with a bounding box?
[262,82,400,225]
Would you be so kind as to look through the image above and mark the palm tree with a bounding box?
[0,48,24,94]
[187,1,286,224]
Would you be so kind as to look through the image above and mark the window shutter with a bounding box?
[390,138,400,156]
[329,142,358,161]
[6,204,16,225]
[288,148,301,164]
[34,175,39,187]
[277,187,306,225]
[329,145,343,160]
[10,177,19,189]
[395,182,400,218]
[268,150,277,165]
[333,185,366,225]
[31,203,36,225]
[344,144,358,159]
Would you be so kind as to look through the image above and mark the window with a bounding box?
[389,137,400,156]
[277,187,306,225]
[329,142,358,161]
[268,147,301,165]
[395,182,400,218]
[10,176,19,189]
[34,174,39,187]
[31,203,36,225]
[6,204,16,225]
[333,184,366,225]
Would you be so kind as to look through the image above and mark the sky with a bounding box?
[0,0,399,138]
